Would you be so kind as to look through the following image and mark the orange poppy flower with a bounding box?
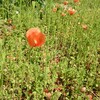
[44,88,49,93]
[45,92,52,100]
[87,94,93,100]
[82,24,88,30]
[26,28,45,47]
[74,0,79,3]
[61,12,66,17]
[63,1,69,5]
[52,7,57,12]
[68,7,76,15]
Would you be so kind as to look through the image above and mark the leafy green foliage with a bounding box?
[0,0,100,100]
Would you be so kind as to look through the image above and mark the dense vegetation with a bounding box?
[0,0,100,99]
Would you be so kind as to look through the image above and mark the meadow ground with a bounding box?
[0,0,100,100]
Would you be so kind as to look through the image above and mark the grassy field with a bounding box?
[0,0,100,100]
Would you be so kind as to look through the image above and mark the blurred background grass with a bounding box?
[0,0,100,99]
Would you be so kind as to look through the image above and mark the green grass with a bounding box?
[0,0,100,100]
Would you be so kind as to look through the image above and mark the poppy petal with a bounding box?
[26,28,45,47]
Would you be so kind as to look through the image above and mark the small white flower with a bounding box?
[16,11,19,14]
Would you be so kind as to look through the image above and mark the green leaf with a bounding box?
[32,1,36,9]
